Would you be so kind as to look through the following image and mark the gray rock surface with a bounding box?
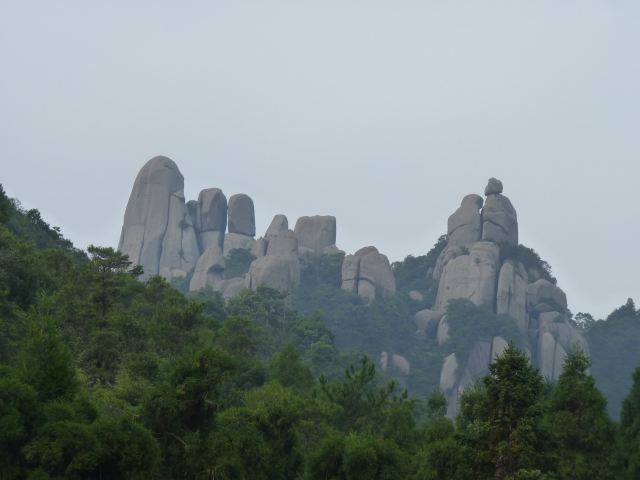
[492,336,509,360]
[447,194,483,247]
[294,215,337,254]
[409,290,424,302]
[414,309,444,337]
[196,188,227,233]
[323,245,345,256]
[538,331,568,380]
[433,245,465,282]
[217,277,246,300]
[440,353,459,393]
[228,194,256,236]
[379,352,389,371]
[223,233,256,257]
[484,177,503,195]
[465,341,492,379]
[435,242,500,310]
[391,354,411,375]
[198,230,225,251]
[482,193,518,246]
[266,229,299,256]
[527,279,567,313]
[437,315,450,345]
[251,237,268,258]
[246,255,301,292]
[265,214,288,237]
[119,156,200,279]
[496,260,529,331]
[189,244,225,292]
[341,246,396,301]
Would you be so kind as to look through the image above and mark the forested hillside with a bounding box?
[1,183,640,479]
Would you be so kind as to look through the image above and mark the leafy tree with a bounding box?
[18,310,78,402]
[0,369,39,478]
[618,367,640,479]
[543,349,616,480]
[0,184,11,224]
[458,344,549,480]
[268,343,314,392]
[587,299,640,417]
[224,248,256,278]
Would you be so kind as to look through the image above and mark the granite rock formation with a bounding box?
[341,246,396,302]
[447,194,483,247]
[227,194,256,236]
[431,178,586,416]
[294,215,337,256]
[118,156,200,279]
[192,188,227,251]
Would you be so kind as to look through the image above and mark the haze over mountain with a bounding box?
[2,1,640,319]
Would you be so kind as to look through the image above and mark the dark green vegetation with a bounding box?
[584,298,640,418]
[1,183,639,479]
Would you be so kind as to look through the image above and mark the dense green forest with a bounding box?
[1,183,640,479]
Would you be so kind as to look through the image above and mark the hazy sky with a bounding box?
[2,1,639,319]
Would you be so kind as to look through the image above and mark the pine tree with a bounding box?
[458,344,549,480]
[619,367,640,479]
[544,349,616,480]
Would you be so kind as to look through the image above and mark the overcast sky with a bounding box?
[1,1,639,319]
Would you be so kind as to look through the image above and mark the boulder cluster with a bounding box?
[119,157,346,298]
[119,161,585,417]
[415,178,586,415]
[341,246,396,302]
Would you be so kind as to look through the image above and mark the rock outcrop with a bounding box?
[265,214,288,238]
[193,188,227,250]
[432,178,586,415]
[380,352,411,376]
[341,246,396,302]
[527,279,567,314]
[496,260,528,332]
[481,184,518,246]
[414,309,444,337]
[246,255,301,292]
[189,244,225,292]
[228,194,256,236]
[294,215,337,255]
[440,336,509,416]
[119,156,200,279]
[435,242,500,311]
[447,194,483,247]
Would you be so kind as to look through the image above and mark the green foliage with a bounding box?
[618,368,640,479]
[543,349,616,480]
[0,187,634,479]
[445,299,526,364]
[499,244,556,284]
[300,251,345,288]
[18,311,78,402]
[458,345,549,480]
[392,235,446,306]
[586,298,640,418]
[224,248,256,278]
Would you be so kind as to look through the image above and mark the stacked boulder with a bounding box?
[414,178,585,416]
[294,215,340,256]
[245,215,301,293]
[223,194,257,257]
[341,246,396,302]
[121,158,347,297]
[188,189,227,292]
[246,214,344,293]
